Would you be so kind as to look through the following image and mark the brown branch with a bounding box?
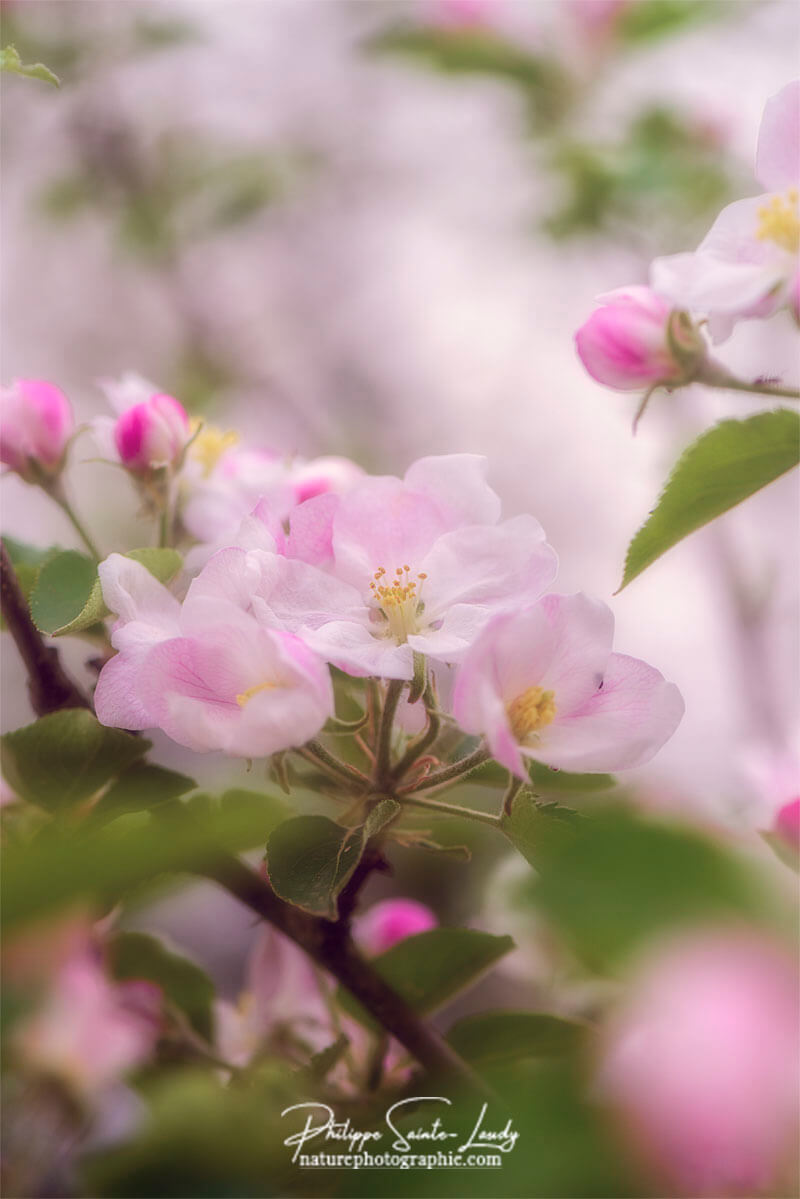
[201,853,489,1095]
[0,540,89,716]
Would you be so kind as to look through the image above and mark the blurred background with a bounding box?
[2,1,798,903]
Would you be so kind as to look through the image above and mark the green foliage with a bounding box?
[447,1010,585,1066]
[30,547,182,636]
[502,791,585,870]
[369,26,570,126]
[2,788,286,931]
[266,800,399,919]
[616,0,721,42]
[619,409,800,590]
[339,928,514,1027]
[90,763,196,825]
[474,757,615,796]
[1,710,149,811]
[529,806,778,971]
[1,538,58,629]
[110,931,215,1042]
[0,44,59,87]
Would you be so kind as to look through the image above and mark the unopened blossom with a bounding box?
[354,899,438,956]
[189,455,558,681]
[94,554,333,757]
[0,378,73,480]
[452,593,683,778]
[15,948,161,1098]
[651,80,800,342]
[114,392,191,473]
[575,287,705,391]
[741,743,800,849]
[598,928,800,1195]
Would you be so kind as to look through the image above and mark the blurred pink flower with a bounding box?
[0,378,73,480]
[575,287,702,391]
[598,928,800,1195]
[215,926,329,1067]
[113,393,191,473]
[452,593,684,777]
[425,0,498,30]
[94,553,333,756]
[651,80,800,342]
[15,949,161,1097]
[774,798,800,852]
[354,899,438,955]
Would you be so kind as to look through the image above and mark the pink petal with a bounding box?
[404,454,501,527]
[755,80,800,191]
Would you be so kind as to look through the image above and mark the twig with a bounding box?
[0,541,89,716]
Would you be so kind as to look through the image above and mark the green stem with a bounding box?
[374,679,404,783]
[299,741,369,789]
[402,746,490,794]
[50,491,101,560]
[400,791,501,829]
[699,363,800,401]
[391,682,442,781]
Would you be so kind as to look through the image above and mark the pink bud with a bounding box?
[599,928,800,1195]
[575,287,696,391]
[354,899,437,956]
[0,378,73,479]
[113,392,190,472]
[774,797,800,852]
[290,456,364,505]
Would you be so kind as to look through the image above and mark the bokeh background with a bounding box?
[2,0,798,973]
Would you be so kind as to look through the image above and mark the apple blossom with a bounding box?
[651,80,800,342]
[113,392,191,473]
[575,287,705,391]
[94,554,334,757]
[14,947,162,1098]
[197,454,558,681]
[452,593,683,777]
[0,378,73,481]
[598,928,800,1195]
[354,899,438,956]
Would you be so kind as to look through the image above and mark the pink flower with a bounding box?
[0,378,73,480]
[15,948,161,1097]
[217,454,558,681]
[215,926,329,1067]
[651,80,800,342]
[774,798,800,852]
[94,554,334,757]
[575,287,704,391]
[114,392,190,473]
[354,899,438,956]
[598,928,800,1195]
[452,593,683,778]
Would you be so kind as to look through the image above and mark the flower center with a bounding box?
[755,188,800,254]
[369,565,427,643]
[236,681,276,708]
[507,686,557,741]
[189,421,240,476]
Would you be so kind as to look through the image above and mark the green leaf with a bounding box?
[502,792,585,870]
[1,44,60,87]
[109,931,215,1041]
[619,410,800,590]
[1,538,58,630]
[31,546,182,636]
[91,763,196,824]
[617,0,718,42]
[265,815,366,919]
[339,929,514,1027]
[0,710,149,810]
[530,806,776,971]
[2,790,288,931]
[447,1010,584,1065]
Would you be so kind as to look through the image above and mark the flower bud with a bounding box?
[354,899,437,956]
[113,392,190,473]
[575,287,705,391]
[774,797,800,852]
[0,378,73,481]
[598,928,800,1195]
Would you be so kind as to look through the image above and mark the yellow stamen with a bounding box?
[189,420,240,476]
[507,686,557,741]
[236,681,276,708]
[755,188,800,254]
[370,563,426,643]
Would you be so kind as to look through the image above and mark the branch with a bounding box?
[201,853,488,1094]
[0,540,89,716]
